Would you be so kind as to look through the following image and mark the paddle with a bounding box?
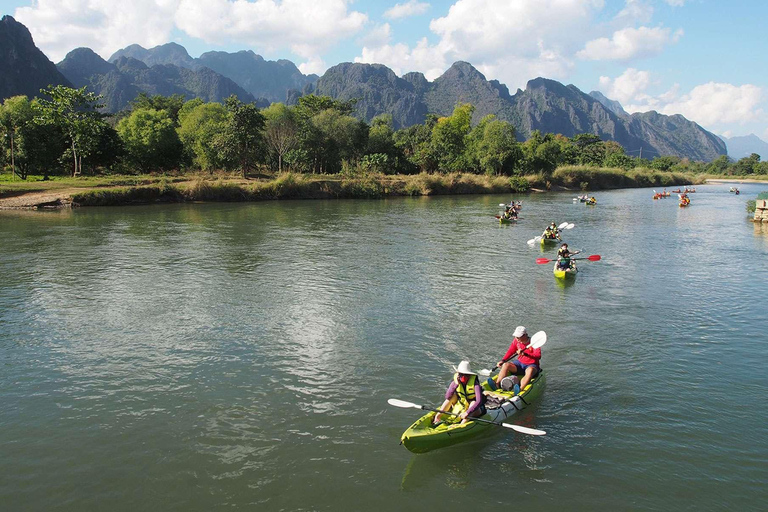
[387,399,546,436]
[527,223,574,245]
[536,254,601,264]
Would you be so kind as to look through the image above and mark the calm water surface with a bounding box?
[1,184,767,511]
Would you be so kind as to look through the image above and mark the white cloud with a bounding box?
[384,0,430,20]
[298,56,327,76]
[577,26,682,61]
[15,0,180,62]
[356,38,447,79]
[614,0,654,25]
[660,82,764,126]
[359,23,392,48]
[665,0,686,6]
[358,0,603,89]
[175,0,367,59]
[599,69,765,129]
[14,0,367,71]
[598,68,652,105]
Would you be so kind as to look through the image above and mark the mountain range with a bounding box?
[720,134,768,160]
[0,14,735,161]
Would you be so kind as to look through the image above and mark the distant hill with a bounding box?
[721,134,768,160]
[0,15,71,99]
[312,61,726,161]
[0,17,728,161]
[58,48,254,111]
[109,44,317,103]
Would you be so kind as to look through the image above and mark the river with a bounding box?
[1,183,767,510]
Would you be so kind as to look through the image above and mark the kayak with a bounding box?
[499,217,517,224]
[679,202,689,208]
[586,201,597,206]
[540,236,560,246]
[399,372,546,454]
[553,265,577,279]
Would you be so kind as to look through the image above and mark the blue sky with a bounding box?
[2,0,766,140]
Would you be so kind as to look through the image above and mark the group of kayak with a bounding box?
[497,201,522,223]
[653,190,671,199]
[392,326,547,453]
[574,195,597,205]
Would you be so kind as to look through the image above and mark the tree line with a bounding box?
[1,86,766,179]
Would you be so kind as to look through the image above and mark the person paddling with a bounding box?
[556,243,579,270]
[495,326,541,393]
[433,361,487,425]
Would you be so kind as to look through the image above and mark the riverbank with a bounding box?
[0,168,706,209]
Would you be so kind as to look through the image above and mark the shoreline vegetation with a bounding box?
[2,89,768,209]
[3,168,765,209]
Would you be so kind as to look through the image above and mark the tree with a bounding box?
[431,103,474,172]
[117,108,182,171]
[177,101,229,171]
[0,95,34,178]
[476,118,520,175]
[263,103,299,173]
[35,85,107,176]
[130,93,186,125]
[216,96,265,178]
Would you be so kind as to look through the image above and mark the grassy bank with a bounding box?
[0,167,740,207]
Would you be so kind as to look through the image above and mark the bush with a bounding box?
[509,176,530,192]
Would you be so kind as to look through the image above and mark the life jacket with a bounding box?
[453,373,477,409]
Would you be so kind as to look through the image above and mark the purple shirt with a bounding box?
[445,379,486,415]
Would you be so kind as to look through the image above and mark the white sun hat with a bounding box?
[513,326,527,337]
[455,360,477,375]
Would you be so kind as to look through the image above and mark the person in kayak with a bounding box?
[495,326,541,393]
[556,243,579,270]
[433,361,487,425]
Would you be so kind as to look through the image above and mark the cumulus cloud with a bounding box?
[175,0,367,59]
[15,0,180,62]
[598,68,652,105]
[358,0,602,89]
[384,0,430,20]
[14,0,366,71]
[577,26,683,61]
[614,0,654,25]
[660,82,764,126]
[599,69,765,129]
[359,23,392,48]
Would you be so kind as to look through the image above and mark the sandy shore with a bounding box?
[706,178,768,184]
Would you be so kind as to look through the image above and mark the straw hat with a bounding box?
[455,360,477,375]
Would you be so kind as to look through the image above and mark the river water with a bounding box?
[1,183,767,511]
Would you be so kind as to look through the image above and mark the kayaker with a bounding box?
[433,361,487,425]
[556,243,579,269]
[495,326,541,393]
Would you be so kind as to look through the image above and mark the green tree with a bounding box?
[117,108,182,171]
[431,103,474,172]
[706,154,731,174]
[0,95,34,178]
[35,85,107,176]
[130,93,186,125]
[263,103,299,173]
[177,101,229,171]
[216,96,265,177]
[393,115,437,173]
[476,118,520,175]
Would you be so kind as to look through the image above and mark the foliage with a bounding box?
[117,108,181,172]
[177,101,229,171]
[215,96,266,177]
[35,85,108,176]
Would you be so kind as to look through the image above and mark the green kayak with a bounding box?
[399,371,546,453]
[540,236,560,246]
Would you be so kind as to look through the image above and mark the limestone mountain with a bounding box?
[0,15,71,99]
[589,90,629,117]
[57,48,254,111]
[721,134,768,159]
[108,44,317,103]
[311,61,725,161]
